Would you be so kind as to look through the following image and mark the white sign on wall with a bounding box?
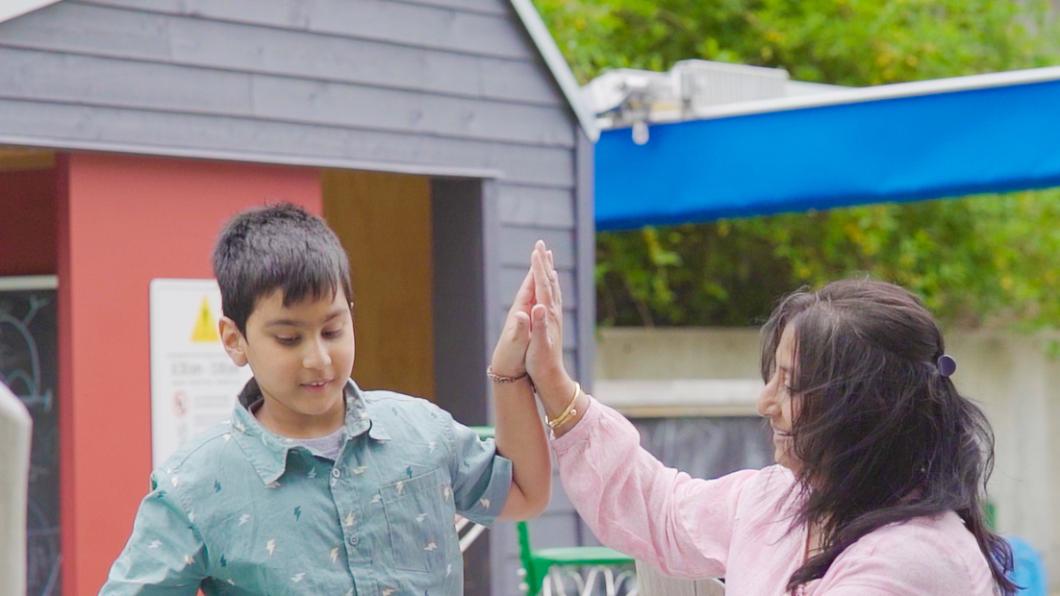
[149,279,252,469]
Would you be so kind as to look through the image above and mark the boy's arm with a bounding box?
[489,264,551,520]
[493,377,551,520]
[100,472,207,595]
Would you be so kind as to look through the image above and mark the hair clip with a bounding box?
[936,354,957,377]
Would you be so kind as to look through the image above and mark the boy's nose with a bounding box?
[303,340,332,369]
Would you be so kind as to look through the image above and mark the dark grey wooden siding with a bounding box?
[0,1,589,594]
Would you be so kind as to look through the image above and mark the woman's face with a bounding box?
[757,324,800,473]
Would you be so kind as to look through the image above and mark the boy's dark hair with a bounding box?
[760,279,1016,595]
[212,203,352,333]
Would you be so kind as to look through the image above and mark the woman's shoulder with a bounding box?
[824,511,994,594]
[856,510,986,558]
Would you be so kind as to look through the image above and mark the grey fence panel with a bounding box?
[394,0,509,16]
[0,3,563,106]
[82,0,536,59]
[250,75,574,147]
[499,267,578,308]
[0,100,577,187]
[0,48,573,147]
[498,185,576,228]
[498,227,576,268]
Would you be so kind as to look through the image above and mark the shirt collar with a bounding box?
[231,378,391,485]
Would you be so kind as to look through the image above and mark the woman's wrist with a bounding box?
[549,391,590,437]
[536,375,578,419]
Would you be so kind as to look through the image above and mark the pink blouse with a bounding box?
[551,398,997,595]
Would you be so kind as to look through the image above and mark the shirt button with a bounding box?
[347,536,359,546]
[331,468,341,478]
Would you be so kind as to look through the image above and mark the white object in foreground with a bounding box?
[0,381,32,596]
[635,561,725,595]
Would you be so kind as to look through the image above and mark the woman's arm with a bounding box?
[554,394,756,578]
[525,241,755,578]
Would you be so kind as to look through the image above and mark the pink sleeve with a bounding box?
[551,398,759,579]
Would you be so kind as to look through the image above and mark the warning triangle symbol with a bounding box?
[191,296,220,343]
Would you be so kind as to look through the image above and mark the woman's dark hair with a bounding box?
[759,279,1015,594]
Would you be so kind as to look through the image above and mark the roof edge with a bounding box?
[509,0,599,142]
[0,0,62,25]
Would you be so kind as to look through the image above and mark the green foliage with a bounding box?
[536,0,1060,328]
[537,0,1057,85]
[597,193,1060,328]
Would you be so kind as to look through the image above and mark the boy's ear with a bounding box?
[219,316,248,367]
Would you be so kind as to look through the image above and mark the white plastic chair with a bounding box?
[455,515,488,553]
[0,381,32,596]
[635,561,725,595]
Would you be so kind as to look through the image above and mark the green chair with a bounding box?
[469,426,636,595]
[516,520,635,595]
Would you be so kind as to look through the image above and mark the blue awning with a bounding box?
[595,67,1060,230]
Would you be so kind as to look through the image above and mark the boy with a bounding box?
[102,204,551,594]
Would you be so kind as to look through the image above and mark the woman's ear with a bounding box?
[219,316,248,367]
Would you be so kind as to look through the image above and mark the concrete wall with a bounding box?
[596,327,1060,590]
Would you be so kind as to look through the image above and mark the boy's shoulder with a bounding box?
[150,420,247,495]
[362,388,443,410]
[360,389,453,441]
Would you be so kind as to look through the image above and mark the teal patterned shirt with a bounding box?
[102,379,512,595]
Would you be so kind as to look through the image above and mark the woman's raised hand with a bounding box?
[525,241,576,402]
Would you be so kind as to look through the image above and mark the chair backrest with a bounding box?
[516,521,543,594]
[635,561,725,595]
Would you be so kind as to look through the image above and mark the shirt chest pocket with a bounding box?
[381,468,455,573]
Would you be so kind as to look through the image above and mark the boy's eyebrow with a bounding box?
[264,308,347,328]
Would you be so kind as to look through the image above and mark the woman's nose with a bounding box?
[756,381,777,418]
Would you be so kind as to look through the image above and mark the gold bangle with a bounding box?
[547,382,581,430]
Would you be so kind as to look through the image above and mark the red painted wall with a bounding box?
[57,152,321,595]
[0,167,57,275]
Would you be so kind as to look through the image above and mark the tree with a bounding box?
[536,0,1060,329]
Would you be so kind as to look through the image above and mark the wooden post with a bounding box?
[0,381,31,595]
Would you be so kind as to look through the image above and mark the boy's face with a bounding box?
[221,288,355,427]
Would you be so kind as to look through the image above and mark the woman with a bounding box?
[508,241,1015,595]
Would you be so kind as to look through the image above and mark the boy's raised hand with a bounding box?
[491,246,552,521]
[489,265,534,378]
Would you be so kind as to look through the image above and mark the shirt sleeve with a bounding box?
[444,416,513,527]
[551,397,760,579]
[100,470,207,595]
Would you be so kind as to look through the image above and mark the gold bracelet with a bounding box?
[547,382,581,430]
